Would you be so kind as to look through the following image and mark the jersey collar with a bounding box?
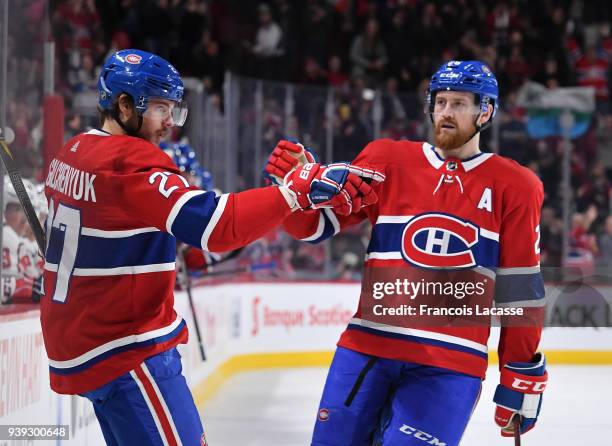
[85,129,111,136]
[422,142,494,172]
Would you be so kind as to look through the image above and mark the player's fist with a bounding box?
[493,353,547,437]
[264,139,318,185]
[282,162,384,215]
[344,164,386,214]
[281,163,349,214]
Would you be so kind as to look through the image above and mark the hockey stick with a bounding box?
[0,139,46,256]
[177,246,207,362]
[513,417,521,446]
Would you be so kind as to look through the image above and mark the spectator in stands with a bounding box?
[385,9,412,87]
[381,77,407,125]
[244,3,284,80]
[193,30,225,93]
[540,206,563,269]
[349,18,387,87]
[569,211,599,262]
[328,55,348,88]
[300,57,327,85]
[497,92,531,165]
[54,0,100,51]
[572,42,611,112]
[302,0,333,68]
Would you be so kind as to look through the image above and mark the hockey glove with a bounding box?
[264,139,318,185]
[282,162,369,215]
[493,353,547,437]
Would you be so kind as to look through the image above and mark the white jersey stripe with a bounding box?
[44,262,176,276]
[48,315,184,369]
[142,363,183,446]
[375,215,414,224]
[166,190,206,234]
[81,227,159,238]
[323,208,341,235]
[73,263,176,276]
[84,129,110,136]
[130,367,170,446]
[201,193,229,251]
[497,266,541,275]
[301,213,325,242]
[350,317,488,354]
[365,251,403,261]
[479,227,499,241]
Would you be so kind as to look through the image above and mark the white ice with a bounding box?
[202,365,612,446]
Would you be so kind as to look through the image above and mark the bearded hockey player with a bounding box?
[266,61,547,445]
[40,49,379,446]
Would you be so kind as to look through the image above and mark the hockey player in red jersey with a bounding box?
[266,61,547,445]
[40,49,380,446]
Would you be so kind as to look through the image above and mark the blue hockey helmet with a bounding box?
[98,49,187,126]
[427,60,499,127]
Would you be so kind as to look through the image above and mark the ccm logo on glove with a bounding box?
[500,372,548,393]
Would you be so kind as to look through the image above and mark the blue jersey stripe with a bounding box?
[49,319,187,376]
[346,323,489,359]
[305,210,338,244]
[495,273,545,303]
[171,192,220,248]
[46,229,176,268]
[367,222,500,268]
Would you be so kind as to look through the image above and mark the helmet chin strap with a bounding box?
[459,113,484,149]
[451,110,495,152]
[113,108,144,137]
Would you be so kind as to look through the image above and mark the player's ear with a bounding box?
[117,93,135,120]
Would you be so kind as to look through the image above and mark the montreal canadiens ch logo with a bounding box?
[318,408,330,422]
[401,213,479,268]
[125,53,142,64]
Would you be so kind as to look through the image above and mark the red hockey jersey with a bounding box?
[283,139,545,378]
[42,129,292,394]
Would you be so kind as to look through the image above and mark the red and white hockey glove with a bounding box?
[264,139,318,185]
[281,163,375,215]
[340,171,380,213]
[493,353,547,437]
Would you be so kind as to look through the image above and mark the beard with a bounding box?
[433,118,476,151]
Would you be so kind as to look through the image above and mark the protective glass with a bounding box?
[144,100,189,127]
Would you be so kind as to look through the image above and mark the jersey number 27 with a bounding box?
[45,198,81,303]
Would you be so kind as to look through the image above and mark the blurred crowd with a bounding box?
[3,0,611,278]
[1,176,46,304]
